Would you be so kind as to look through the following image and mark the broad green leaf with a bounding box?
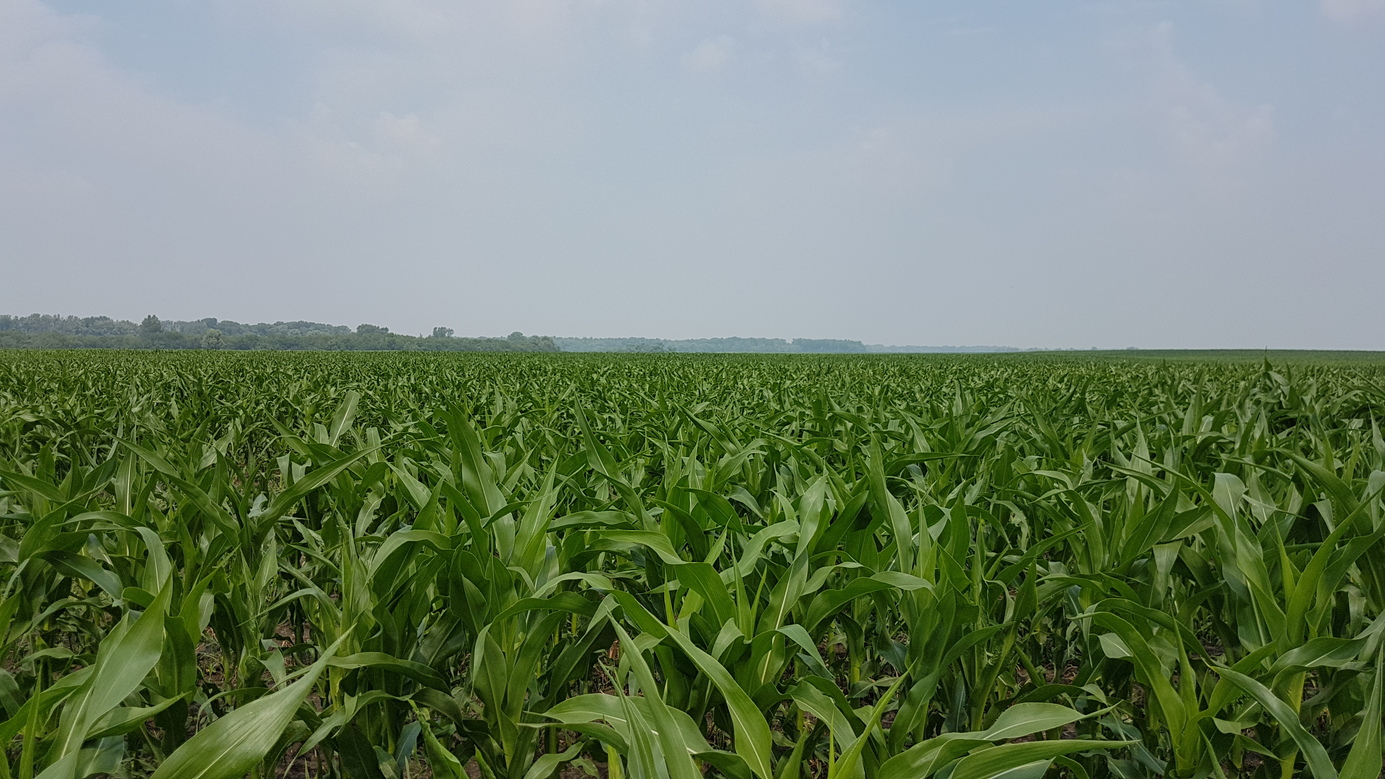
[1214,667,1337,779]
[949,740,1127,779]
[152,637,345,779]
[46,579,172,771]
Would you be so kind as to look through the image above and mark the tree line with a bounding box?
[553,336,873,353]
[0,314,557,352]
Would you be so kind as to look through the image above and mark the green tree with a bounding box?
[140,315,163,336]
[200,328,224,349]
[356,323,388,336]
[431,326,454,338]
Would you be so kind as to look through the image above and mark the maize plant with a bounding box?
[0,350,1382,778]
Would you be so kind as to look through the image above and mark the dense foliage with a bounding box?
[0,314,352,338]
[1,351,1382,778]
[0,315,557,352]
[552,337,874,353]
[550,337,1018,353]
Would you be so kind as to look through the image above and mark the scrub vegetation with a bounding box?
[0,351,1382,778]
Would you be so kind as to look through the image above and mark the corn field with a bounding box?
[1,351,1383,779]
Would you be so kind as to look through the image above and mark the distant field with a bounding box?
[1054,349,1385,363]
[1,351,1382,777]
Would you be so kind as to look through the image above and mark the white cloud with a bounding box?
[374,111,439,150]
[682,36,735,72]
[1108,23,1276,173]
[286,105,446,193]
[946,26,995,38]
[0,0,93,55]
[216,0,458,43]
[796,40,841,74]
[1321,0,1385,20]
[756,0,844,25]
[221,0,675,47]
[1164,96,1274,170]
[0,0,279,185]
[293,103,401,185]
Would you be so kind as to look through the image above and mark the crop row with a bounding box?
[0,352,1382,778]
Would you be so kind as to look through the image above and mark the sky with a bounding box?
[1,1,1383,349]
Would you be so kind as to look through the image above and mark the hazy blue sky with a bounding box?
[2,1,1383,348]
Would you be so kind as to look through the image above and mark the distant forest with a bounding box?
[0,314,1023,353]
[554,337,870,353]
[554,337,1020,354]
[0,314,557,352]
